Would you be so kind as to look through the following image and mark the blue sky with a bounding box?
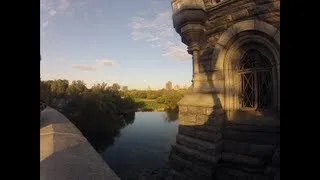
[40,0,192,89]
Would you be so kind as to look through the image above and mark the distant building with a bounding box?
[174,85,180,90]
[165,81,173,90]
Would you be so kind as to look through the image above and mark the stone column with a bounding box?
[169,2,223,179]
[188,43,200,83]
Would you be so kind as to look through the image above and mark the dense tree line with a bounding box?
[41,79,189,113]
[40,80,139,152]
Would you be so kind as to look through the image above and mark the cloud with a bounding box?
[96,59,120,67]
[129,5,191,61]
[59,0,71,10]
[42,21,49,28]
[49,9,57,16]
[41,0,90,29]
[72,58,119,72]
[163,46,190,60]
[72,64,96,71]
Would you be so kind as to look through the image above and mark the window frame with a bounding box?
[238,50,274,111]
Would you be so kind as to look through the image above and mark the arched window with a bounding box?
[239,49,273,110]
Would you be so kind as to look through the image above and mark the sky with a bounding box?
[40,0,193,89]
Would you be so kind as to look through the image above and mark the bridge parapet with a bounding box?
[40,107,120,180]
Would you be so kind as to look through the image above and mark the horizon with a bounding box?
[41,78,190,90]
[40,0,192,90]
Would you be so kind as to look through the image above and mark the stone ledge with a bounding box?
[224,129,280,145]
[176,134,222,155]
[178,93,223,108]
[224,140,275,158]
[40,107,120,180]
[174,144,220,164]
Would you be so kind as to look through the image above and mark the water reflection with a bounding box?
[66,109,179,179]
[101,112,179,180]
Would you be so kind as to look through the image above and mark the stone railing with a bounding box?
[172,0,205,14]
[171,0,228,13]
[40,107,120,180]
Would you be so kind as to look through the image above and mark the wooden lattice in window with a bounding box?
[239,49,273,109]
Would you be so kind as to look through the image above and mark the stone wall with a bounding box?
[170,0,280,179]
[40,107,120,180]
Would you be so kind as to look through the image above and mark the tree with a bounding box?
[50,79,69,98]
[40,81,52,104]
[122,86,128,92]
[111,83,121,91]
[67,80,87,96]
[91,83,108,93]
[166,81,173,90]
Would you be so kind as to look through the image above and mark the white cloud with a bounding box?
[72,64,96,71]
[49,9,57,16]
[72,58,119,72]
[163,45,190,60]
[41,0,90,29]
[42,21,49,28]
[129,7,191,61]
[96,59,120,67]
[59,0,71,10]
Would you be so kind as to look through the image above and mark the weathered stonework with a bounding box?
[169,0,280,179]
[40,107,120,180]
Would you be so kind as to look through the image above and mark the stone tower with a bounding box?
[169,0,280,179]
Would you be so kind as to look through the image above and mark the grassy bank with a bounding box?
[134,98,166,112]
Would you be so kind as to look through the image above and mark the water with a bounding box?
[100,112,178,180]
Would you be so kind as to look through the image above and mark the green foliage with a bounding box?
[67,80,87,96]
[122,86,128,92]
[50,79,69,98]
[125,89,188,111]
[40,81,52,104]
[111,83,121,92]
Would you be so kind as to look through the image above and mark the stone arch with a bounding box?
[210,20,280,120]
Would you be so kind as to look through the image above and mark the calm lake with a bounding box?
[100,112,179,180]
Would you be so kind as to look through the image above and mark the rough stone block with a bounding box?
[205,107,214,115]
[248,5,270,16]
[230,9,249,21]
[269,1,280,11]
[224,129,280,145]
[248,143,275,157]
[176,134,222,155]
[174,144,220,164]
[179,114,197,125]
[192,164,212,178]
[254,19,278,37]
[217,26,236,47]
[197,114,211,124]
[222,152,265,167]
[225,122,280,133]
[231,19,255,35]
[206,115,225,126]
[223,140,249,155]
[274,29,280,45]
[207,24,229,37]
[179,106,188,113]
[188,106,206,114]
[254,0,274,5]
[194,124,222,133]
[179,126,222,142]
[196,130,222,142]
